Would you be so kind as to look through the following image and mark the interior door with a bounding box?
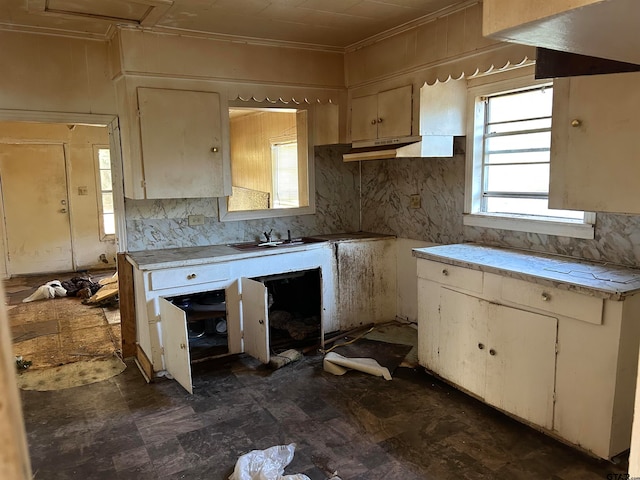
[0,144,72,274]
[241,277,270,364]
[159,298,193,394]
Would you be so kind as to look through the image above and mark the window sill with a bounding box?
[463,213,595,239]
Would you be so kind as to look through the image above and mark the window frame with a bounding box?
[218,101,316,222]
[93,145,115,240]
[463,72,595,239]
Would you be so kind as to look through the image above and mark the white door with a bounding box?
[438,287,487,399]
[241,277,270,364]
[159,298,193,394]
[0,144,72,275]
[484,303,557,429]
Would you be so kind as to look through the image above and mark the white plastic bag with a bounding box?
[228,444,310,480]
[22,281,67,303]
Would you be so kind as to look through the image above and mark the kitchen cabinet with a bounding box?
[136,87,231,199]
[548,71,640,214]
[414,244,640,459]
[351,85,412,144]
[482,0,640,65]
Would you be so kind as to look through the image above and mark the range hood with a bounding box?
[343,135,456,162]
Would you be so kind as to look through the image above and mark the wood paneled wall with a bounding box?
[229,110,297,196]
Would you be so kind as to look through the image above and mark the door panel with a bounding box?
[484,303,557,429]
[438,288,487,398]
[0,144,72,274]
[160,298,193,394]
[241,277,270,364]
[226,280,243,354]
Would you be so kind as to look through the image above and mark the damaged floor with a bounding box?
[18,322,629,479]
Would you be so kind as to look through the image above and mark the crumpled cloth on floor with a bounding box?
[22,280,66,303]
[228,444,310,480]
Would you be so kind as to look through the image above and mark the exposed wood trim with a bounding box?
[117,253,136,358]
[135,343,154,382]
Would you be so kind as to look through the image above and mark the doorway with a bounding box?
[0,121,120,277]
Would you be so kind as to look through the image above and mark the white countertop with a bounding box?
[127,232,394,270]
[413,243,640,300]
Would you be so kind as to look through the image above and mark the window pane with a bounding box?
[487,87,553,123]
[485,164,549,193]
[485,197,584,219]
[272,142,299,208]
[98,149,111,169]
[103,213,115,235]
[486,151,549,165]
[487,118,551,134]
[100,170,112,191]
[486,131,551,153]
[102,193,114,214]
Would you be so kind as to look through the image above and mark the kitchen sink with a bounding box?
[227,236,327,251]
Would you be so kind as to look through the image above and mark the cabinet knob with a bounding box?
[442,269,449,276]
[478,343,485,350]
[489,348,496,356]
[187,273,197,280]
[180,343,186,349]
[377,118,383,123]
[371,119,377,125]
[211,146,219,153]
[571,119,582,127]
[541,292,551,302]
[59,208,68,213]
[259,319,264,325]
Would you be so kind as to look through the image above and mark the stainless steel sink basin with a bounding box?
[228,236,326,251]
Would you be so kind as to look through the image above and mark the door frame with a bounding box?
[0,110,127,278]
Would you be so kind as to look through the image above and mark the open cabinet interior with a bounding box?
[159,268,323,393]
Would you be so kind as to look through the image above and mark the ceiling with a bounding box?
[1,0,469,48]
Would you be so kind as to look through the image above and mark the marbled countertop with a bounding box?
[413,243,640,300]
[127,232,394,270]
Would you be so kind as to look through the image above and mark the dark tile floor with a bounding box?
[21,352,628,480]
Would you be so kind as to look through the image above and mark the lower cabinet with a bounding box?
[417,257,640,460]
[437,287,557,429]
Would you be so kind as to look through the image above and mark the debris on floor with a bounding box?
[228,443,310,480]
[21,280,67,303]
[15,355,32,372]
[269,348,303,370]
[323,351,392,380]
[84,272,119,306]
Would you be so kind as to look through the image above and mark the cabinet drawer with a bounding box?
[417,259,483,293]
[149,264,230,291]
[501,277,603,325]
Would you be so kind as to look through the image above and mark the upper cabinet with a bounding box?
[351,85,412,144]
[482,0,640,65]
[115,78,232,200]
[548,71,640,214]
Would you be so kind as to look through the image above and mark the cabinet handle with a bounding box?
[377,117,383,123]
[541,292,551,302]
[571,119,582,127]
[442,269,449,276]
[489,348,496,356]
[259,319,264,325]
[180,343,186,349]
[478,343,485,350]
[59,208,68,213]
[187,273,197,280]
[371,119,377,125]
[211,146,219,153]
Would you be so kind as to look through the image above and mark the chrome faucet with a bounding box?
[263,229,273,243]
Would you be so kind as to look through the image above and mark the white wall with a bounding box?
[396,238,437,323]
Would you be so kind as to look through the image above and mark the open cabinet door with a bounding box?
[226,280,242,354]
[241,278,270,364]
[159,298,193,394]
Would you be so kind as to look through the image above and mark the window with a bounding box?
[219,102,314,221]
[465,75,594,239]
[95,146,115,237]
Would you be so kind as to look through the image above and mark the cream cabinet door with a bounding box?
[350,85,412,143]
[241,277,270,364]
[159,298,193,394]
[549,71,640,214]
[484,302,557,429]
[438,287,488,399]
[137,87,230,199]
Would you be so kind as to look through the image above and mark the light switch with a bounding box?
[410,194,421,209]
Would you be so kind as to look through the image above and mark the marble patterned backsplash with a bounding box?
[125,145,360,251]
